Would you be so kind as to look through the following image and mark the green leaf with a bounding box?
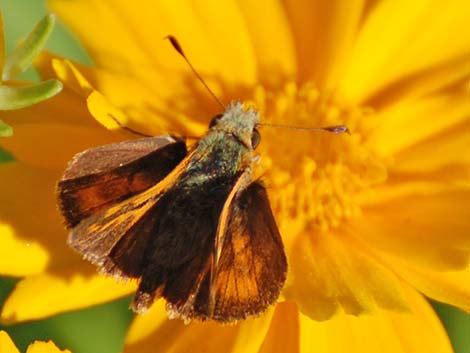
[0,147,14,161]
[2,14,55,81]
[0,79,62,110]
[0,119,13,137]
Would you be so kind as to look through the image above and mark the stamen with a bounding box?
[249,81,384,235]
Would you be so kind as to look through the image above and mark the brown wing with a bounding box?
[58,136,187,227]
[66,150,194,279]
[210,182,287,322]
[168,181,287,323]
[131,171,241,314]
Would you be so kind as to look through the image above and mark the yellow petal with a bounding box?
[0,164,136,322]
[39,51,208,137]
[48,0,257,85]
[0,162,136,317]
[0,87,127,169]
[355,186,470,271]
[229,310,274,353]
[391,121,470,179]
[387,259,470,312]
[258,302,299,353]
[0,331,72,353]
[0,163,67,270]
[50,58,128,130]
[0,224,48,276]
[284,0,365,88]
[1,270,135,323]
[183,0,257,84]
[285,228,409,320]
[299,286,453,353]
[86,90,130,130]
[252,291,453,353]
[26,341,71,353]
[0,331,20,353]
[125,299,167,346]
[46,1,267,137]
[40,37,181,117]
[365,53,469,106]
[83,66,208,137]
[0,123,126,170]
[237,0,297,84]
[338,0,470,103]
[125,299,274,353]
[50,58,93,96]
[367,92,469,158]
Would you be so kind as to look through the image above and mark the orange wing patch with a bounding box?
[67,150,195,278]
[216,229,263,303]
[58,137,186,227]
[206,181,287,322]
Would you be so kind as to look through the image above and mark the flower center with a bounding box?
[249,82,387,238]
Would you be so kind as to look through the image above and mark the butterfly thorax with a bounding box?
[184,131,251,186]
[183,101,258,184]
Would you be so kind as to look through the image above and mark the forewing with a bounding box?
[67,150,194,279]
[192,181,287,322]
[58,135,187,227]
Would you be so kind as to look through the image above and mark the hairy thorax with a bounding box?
[184,131,252,185]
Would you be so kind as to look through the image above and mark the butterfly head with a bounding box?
[209,101,261,149]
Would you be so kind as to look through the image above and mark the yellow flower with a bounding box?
[0,330,71,353]
[0,0,468,352]
[124,294,453,353]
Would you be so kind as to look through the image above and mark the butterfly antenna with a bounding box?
[165,35,226,110]
[259,123,350,134]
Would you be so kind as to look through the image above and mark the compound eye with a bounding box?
[251,129,260,149]
[209,114,223,128]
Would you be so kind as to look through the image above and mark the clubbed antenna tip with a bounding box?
[322,125,350,134]
[165,35,185,57]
